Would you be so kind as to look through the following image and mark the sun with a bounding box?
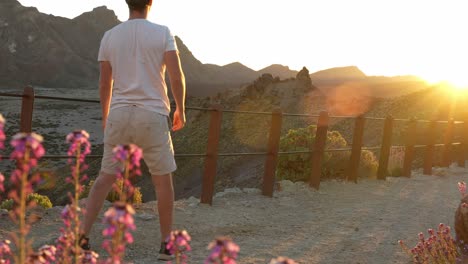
[421,74,468,92]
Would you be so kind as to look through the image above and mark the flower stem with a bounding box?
[18,149,30,264]
[73,144,81,264]
[112,224,124,261]
[121,159,130,203]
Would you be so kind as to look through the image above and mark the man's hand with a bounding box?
[172,108,186,131]
[165,50,186,132]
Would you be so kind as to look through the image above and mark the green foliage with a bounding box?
[0,193,53,210]
[0,199,13,211]
[390,167,404,177]
[81,180,143,205]
[277,125,378,182]
[359,149,379,178]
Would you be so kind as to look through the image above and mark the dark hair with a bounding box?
[126,0,151,11]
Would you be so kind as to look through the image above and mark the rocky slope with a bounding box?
[0,0,297,97]
[0,0,119,88]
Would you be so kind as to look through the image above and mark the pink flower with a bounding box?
[0,114,5,150]
[36,245,57,263]
[66,130,91,164]
[205,237,240,264]
[9,133,45,202]
[7,133,45,263]
[269,256,298,264]
[102,202,136,263]
[26,246,57,264]
[54,205,77,262]
[459,182,467,197]
[60,205,74,228]
[113,144,143,174]
[0,173,5,193]
[166,230,192,263]
[427,229,435,236]
[112,144,143,202]
[399,223,458,263]
[10,133,45,167]
[82,250,99,264]
[0,240,12,264]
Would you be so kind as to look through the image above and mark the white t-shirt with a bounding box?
[98,19,177,116]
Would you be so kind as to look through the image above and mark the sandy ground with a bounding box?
[1,164,466,263]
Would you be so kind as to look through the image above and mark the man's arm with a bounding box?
[164,50,186,131]
[99,61,113,130]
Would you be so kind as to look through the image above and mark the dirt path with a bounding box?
[1,165,466,263]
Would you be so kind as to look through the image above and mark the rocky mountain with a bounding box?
[0,0,120,88]
[0,0,287,97]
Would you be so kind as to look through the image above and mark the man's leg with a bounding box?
[151,173,174,242]
[82,171,117,236]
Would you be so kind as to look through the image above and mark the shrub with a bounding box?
[82,179,143,205]
[0,193,52,210]
[399,223,458,263]
[277,125,378,182]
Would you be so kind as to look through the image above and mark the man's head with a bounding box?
[126,0,152,12]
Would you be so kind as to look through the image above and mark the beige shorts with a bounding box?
[101,106,176,176]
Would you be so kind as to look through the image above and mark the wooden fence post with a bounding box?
[377,116,393,180]
[346,115,365,183]
[262,109,282,197]
[309,111,329,190]
[20,86,35,133]
[442,119,454,167]
[458,113,468,167]
[402,118,417,177]
[423,120,437,175]
[200,104,223,205]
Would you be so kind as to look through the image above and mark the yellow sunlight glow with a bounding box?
[422,71,468,92]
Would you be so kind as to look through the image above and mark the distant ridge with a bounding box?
[310,66,367,82]
[0,1,427,98]
[310,66,427,98]
[258,64,298,80]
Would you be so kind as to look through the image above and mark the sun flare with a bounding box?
[422,73,468,92]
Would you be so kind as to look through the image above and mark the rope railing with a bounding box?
[10,142,459,160]
[1,87,468,205]
[1,91,465,123]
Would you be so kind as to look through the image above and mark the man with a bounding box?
[81,0,186,261]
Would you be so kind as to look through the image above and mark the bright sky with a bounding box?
[18,0,468,85]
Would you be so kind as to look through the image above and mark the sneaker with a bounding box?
[79,234,91,250]
[157,242,174,261]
